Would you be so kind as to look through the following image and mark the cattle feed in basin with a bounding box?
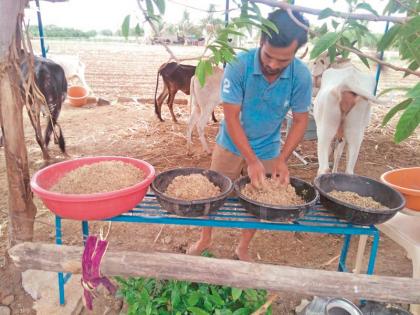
[186,67,224,155]
[313,66,380,175]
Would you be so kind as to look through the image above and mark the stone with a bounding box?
[0,295,14,306]
[0,306,11,315]
[22,269,82,315]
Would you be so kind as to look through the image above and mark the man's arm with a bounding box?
[223,103,266,187]
[272,112,308,185]
[278,112,308,162]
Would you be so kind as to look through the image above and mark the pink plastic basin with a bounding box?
[31,156,155,220]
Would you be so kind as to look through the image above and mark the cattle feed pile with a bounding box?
[51,161,145,194]
[328,190,388,210]
[241,178,304,206]
[165,174,221,200]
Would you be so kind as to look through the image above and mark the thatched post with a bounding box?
[0,0,37,246]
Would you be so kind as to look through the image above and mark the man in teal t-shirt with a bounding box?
[188,9,312,261]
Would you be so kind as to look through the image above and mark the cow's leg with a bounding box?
[155,86,168,122]
[196,105,214,155]
[344,131,364,174]
[316,121,339,175]
[186,102,201,155]
[332,139,345,173]
[167,89,178,123]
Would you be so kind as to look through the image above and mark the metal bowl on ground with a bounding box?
[150,167,233,217]
[314,173,405,226]
[234,175,319,222]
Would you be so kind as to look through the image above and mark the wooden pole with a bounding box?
[0,0,37,246]
[9,242,420,304]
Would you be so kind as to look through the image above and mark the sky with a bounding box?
[25,0,391,34]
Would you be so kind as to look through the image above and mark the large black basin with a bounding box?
[234,175,319,222]
[314,173,405,226]
[151,167,233,217]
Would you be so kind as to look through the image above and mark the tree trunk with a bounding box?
[9,242,420,304]
[0,0,36,246]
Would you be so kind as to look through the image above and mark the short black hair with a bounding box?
[261,9,309,49]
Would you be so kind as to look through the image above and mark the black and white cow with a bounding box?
[20,55,68,158]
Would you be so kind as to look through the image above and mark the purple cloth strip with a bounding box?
[81,235,117,310]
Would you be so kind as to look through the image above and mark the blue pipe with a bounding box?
[374,21,390,96]
[35,0,47,57]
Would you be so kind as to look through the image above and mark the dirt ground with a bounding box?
[0,40,419,314]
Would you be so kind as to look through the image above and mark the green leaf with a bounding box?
[328,46,336,64]
[357,54,370,69]
[171,288,181,309]
[382,98,412,126]
[208,294,224,306]
[231,288,242,301]
[318,8,334,19]
[121,15,130,39]
[332,20,340,29]
[377,24,401,51]
[187,293,200,307]
[395,99,420,143]
[406,40,420,68]
[405,61,419,77]
[187,307,210,315]
[355,3,379,16]
[232,308,250,315]
[152,0,165,14]
[407,83,420,99]
[401,16,420,38]
[310,32,341,59]
[261,18,278,33]
[146,0,155,17]
[196,60,206,87]
[134,23,142,37]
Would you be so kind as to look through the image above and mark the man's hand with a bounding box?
[272,158,290,186]
[247,159,266,189]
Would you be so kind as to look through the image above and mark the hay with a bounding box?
[328,190,388,210]
[165,174,221,200]
[241,178,304,206]
[51,161,145,194]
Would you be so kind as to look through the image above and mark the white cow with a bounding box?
[314,66,379,175]
[47,54,90,92]
[311,52,352,97]
[186,67,224,155]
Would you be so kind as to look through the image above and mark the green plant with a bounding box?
[115,276,270,315]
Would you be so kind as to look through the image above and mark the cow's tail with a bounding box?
[154,68,161,120]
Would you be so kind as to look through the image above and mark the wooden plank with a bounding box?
[9,242,420,304]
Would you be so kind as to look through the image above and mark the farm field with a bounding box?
[0,40,419,314]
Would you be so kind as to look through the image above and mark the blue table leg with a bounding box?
[338,234,352,272]
[82,221,89,244]
[367,230,380,275]
[55,216,65,306]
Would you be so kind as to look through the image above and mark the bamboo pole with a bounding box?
[9,242,420,304]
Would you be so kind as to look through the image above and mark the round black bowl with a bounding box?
[314,173,405,226]
[151,167,233,217]
[234,175,319,222]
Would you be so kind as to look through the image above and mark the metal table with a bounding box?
[55,194,380,305]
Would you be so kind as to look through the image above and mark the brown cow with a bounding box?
[154,62,217,123]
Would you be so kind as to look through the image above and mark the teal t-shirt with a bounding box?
[216,48,312,160]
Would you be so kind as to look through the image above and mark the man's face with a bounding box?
[259,39,298,76]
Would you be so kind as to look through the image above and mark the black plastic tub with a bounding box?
[234,175,319,222]
[151,167,233,217]
[314,173,405,226]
